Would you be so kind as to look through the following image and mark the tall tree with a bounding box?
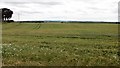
[0,8,13,22]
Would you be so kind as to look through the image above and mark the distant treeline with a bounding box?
[15,21,119,24]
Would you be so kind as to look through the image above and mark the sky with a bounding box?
[0,0,119,22]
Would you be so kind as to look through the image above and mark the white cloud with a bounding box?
[0,0,119,22]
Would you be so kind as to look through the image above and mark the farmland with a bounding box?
[2,23,119,66]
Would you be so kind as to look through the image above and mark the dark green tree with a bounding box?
[0,8,13,22]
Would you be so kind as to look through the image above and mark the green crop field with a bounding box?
[2,23,119,66]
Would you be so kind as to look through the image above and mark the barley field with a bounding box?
[2,23,119,66]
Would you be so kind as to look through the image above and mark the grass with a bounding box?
[2,23,119,66]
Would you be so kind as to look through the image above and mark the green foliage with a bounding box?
[2,23,119,66]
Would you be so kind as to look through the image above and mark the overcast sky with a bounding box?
[0,0,119,22]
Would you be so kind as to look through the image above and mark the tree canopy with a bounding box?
[0,8,13,22]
